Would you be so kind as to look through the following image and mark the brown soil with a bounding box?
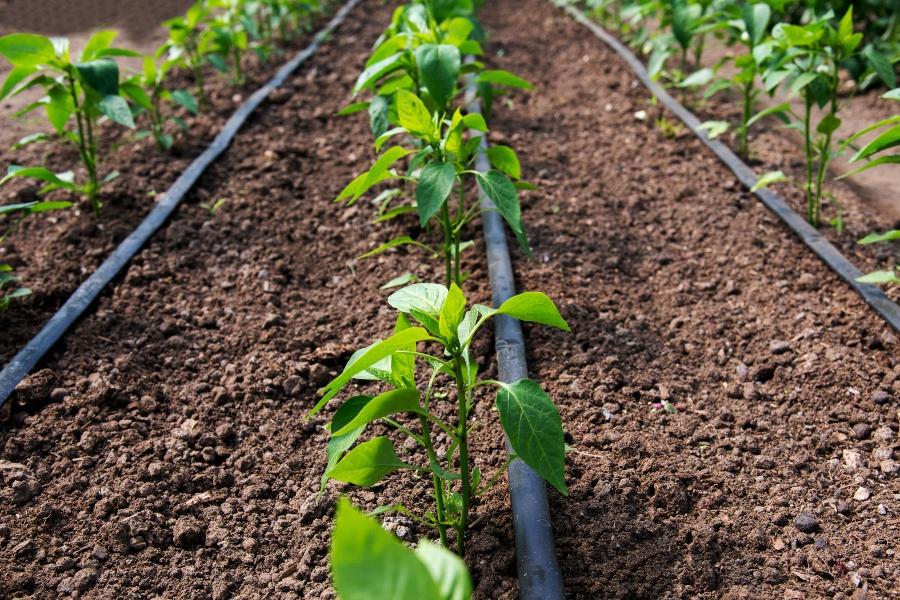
[0,1,519,598]
[481,0,899,598]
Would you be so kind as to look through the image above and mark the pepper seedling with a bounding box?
[309,282,570,555]
[0,31,139,213]
[122,55,199,151]
[337,90,531,288]
[161,1,215,108]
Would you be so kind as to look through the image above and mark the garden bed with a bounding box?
[0,0,898,598]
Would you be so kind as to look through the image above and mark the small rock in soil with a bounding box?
[71,568,98,592]
[173,517,206,548]
[871,390,891,405]
[794,513,819,533]
[853,487,871,501]
[49,388,69,401]
[837,500,851,515]
[873,426,894,443]
[843,450,864,470]
[769,340,791,354]
[852,423,873,440]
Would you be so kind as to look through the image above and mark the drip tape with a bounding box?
[0,0,362,407]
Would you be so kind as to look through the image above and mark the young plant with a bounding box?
[331,498,472,600]
[161,1,215,108]
[337,91,530,288]
[0,31,138,213]
[309,282,570,555]
[121,55,199,151]
[206,0,258,84]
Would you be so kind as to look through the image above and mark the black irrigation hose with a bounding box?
[466,88,566,599]
[0,0,362,408]
[560,3,900,334]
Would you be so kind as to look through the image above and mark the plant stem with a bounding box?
[813,73,840,227]
[802,92,816,226]
[739,80,753,158]
[450,353,472,556]
[66,71,98,213]
[418,413,450,548]
[440,202,454,288]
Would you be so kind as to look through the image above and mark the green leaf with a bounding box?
[775,23,822,46]
[678,68,714,88]
[99,95,135,128]
[397,89,434,138]
[416,162,456,227]
[742,3,771,46]
[496,379,567,495]
[332,389,422,436]
[322,395,370,489]
[0,165,77,190]
[439,283,466,340]
[81,30,117,61]
[856,270,899,285]
[170,89,198,114]
[354,51,405,94]
[884,88,900,102]
[359,235,433,260]
[816,113,841,136]
[0,34,56,67]
[486,145,521,179]
[369,95,391,138]
[751,170,787,191]
[840,155,900,178]
[492,291,570,330]
[337,101,369,116]
[381,272,417,289]
[747,102,791,127]
[697,120,729,139]
[331,499,441,600]
[461,113,487,132]
[414,540,473,600]
[1,66,37,100]
[415,44,460,109]
[477,169,523,236]
[388,283,448,317]
[858,230,900,245]
[310,327,431,417]
[477,69,533,90]
[852,125,900,162]
[330,436,415,487]
[863,47,896,89]
[76,59,119,96]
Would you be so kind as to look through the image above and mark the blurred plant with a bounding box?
[122,55,199,150]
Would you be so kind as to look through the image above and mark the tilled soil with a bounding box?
[1,1,520,598]
[481,0,899,598]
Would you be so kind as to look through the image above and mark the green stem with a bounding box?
[66,71,98,213]
[802,92,816,226]
[813,74,840,227]
[440,202,454,288]
[450,352,472,556]
[419,413,450,548]
[739,80,753,158]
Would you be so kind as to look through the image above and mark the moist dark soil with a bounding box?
[480,0,899,597]
[0,1,519,598]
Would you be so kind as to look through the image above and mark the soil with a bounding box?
[0,0,898,599]
[480,0,900,598]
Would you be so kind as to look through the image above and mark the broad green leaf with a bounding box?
[747,102,791,127]
[742,3,771,46]
[390,312,416,389]
[857,270,899,285]
[369,95,391,138]
[1,66,37,100]
[331,499,440,600]
[99,95,135,128]
[322,395,371,489]
[863,46,895,88]
[884,88,900,101]
[414,540,473,600]
[416,162,456,226]
[678,68,713,88]
[477,169,522,235]
[697,120,729,139]
[330,436,415,486]
[0,34,56,67]
[388,283,448,317]
[487,145,521,179]
[397,89,434,138]
[76,59,119,96]
[415,44,460,109]
[120,81,153,111]
[170,89,198,114]
[1,165,77,190]
[477,69,533,90]
[332,389,422,436]
[492,291,570,330]
[816,113,841,136]
[381,272,417,289]
[496,379,567,495]
[751,170,787,191]
[310,327,431,417]
[840,155,900,178]
[337,101,369,116]
[356,52,406,93]
[859,230,900,245]
[775,23,821,46]
[852,125,900,161]
[439,283,466,340]
[81,30,117,61]
[461,113,487,132]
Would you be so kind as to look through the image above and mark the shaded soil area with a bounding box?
[1,1,523,598]
[480,0,899,598]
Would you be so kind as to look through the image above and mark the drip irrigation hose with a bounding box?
[0,0,362,408]
[466,87,566,600]
[559,2,900,334]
